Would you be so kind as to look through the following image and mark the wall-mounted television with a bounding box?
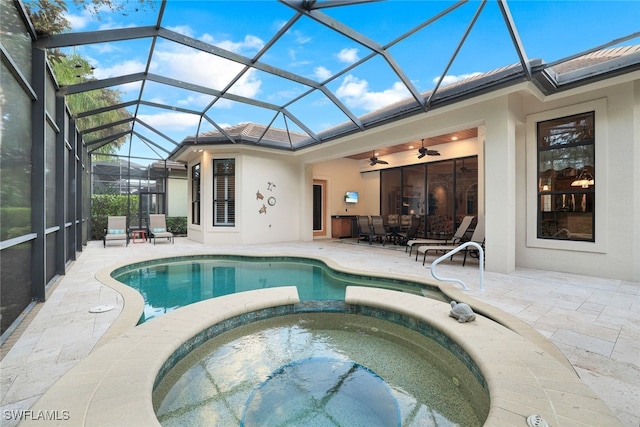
[345,191,359,203]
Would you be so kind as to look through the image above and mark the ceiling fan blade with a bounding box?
[377,159,389,164]
[418,145,440,158]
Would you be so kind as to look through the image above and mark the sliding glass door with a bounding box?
[379,156,478,237]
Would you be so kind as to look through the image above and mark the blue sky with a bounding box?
[60,1,640,159]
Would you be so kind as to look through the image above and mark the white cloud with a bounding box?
[291,30,311,45]
[314,66,332,81]
[337,48,359,64]
[137,112,201,131]
[167,25,196,38]
[153,47,262,99]
[93,60,147,79]
[434,72,483,86]
[166,27,264,55]
[91,44,118,54]
[336,75,410,112]
[217,35,265,54]
[65,12,90,30]
[89,60,147,95]
[176,93,216,109]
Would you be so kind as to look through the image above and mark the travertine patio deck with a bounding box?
[1,238,638,426]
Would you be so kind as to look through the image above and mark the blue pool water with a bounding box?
[111,255,446,323]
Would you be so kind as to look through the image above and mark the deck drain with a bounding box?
[89,304,115,313]
[526,414,550,427]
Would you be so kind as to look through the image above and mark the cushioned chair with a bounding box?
[149,214,174,245]
[406,215,475,259]
[103,216,129,247]
[386,214,399,229]
[417,221,485,266]
[400,214,413,232]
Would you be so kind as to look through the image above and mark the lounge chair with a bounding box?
[407,215,475,259]
[417,221,485,266]
[149,214,174,245]
[395,216,422,246]
[103,216,129,247]
[356,215,372,244]
[370,215,391,245]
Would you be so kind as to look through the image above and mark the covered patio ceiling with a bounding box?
[32,0,640,163]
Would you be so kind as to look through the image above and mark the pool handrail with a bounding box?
[429,242,484,291]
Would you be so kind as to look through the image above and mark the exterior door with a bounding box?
[313,180,326,237]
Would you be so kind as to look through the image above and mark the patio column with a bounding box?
[483,96,518,274]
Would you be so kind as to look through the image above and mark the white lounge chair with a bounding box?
[417,221,485,266]
[407,215,475,259]
[149,214,174,245]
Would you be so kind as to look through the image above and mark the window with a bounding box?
[213,159,235,226]
[537,112,594,241]
[379,157,478,236]
[191,164,200,225]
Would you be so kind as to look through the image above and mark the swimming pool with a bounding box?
[111,255,447,322]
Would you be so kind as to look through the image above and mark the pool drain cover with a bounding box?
[527,414,550,427]
[89,304,115,313]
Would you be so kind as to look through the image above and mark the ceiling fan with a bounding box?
[459,159,477,173]
[369,151,389,166]
[417,139,440,159]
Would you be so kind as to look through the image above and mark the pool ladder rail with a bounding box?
[429,242,484,291]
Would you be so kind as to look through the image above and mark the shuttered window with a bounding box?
[213,159,235,226]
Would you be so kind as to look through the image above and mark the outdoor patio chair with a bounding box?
[356,215,373,244]
[370,215,391,246]
[386,214,400,229]
[406,215,475,259]
[395,216,422,246]
[417,221,485,266]
[149,214,174,245]
[103,216,129,247]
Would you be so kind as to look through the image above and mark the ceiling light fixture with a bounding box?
[571,170,594,188]
[417,139,440,159]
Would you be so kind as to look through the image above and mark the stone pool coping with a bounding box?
[94,251,574,370]
[20,252,621,426]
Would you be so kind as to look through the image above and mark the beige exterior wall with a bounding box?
[167,177,188,217]
[177,71,640,281]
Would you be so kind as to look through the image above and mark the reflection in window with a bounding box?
[537,112,594,241]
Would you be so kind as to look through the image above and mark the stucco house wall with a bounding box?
[181,72,639,281]
[186,149,303,246]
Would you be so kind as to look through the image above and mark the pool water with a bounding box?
[112,256,445,323]
[153,313,487,427]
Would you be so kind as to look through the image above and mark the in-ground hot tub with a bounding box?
[153,309,490,426]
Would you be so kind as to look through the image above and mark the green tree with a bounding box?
[52,54,132,157]
[25,0,154,156]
